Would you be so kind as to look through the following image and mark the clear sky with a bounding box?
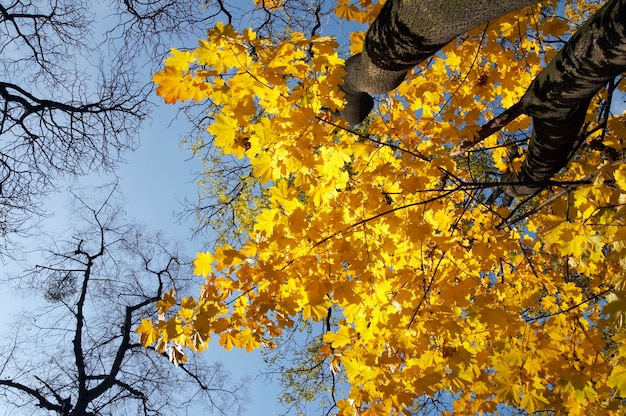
[0,88,287,416]
[115,102,288,415]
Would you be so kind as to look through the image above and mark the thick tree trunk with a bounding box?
[340,0,539,124]
[505,0,626,196]
[340,0,626,199]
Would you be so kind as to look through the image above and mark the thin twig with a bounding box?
[451,100,525,156]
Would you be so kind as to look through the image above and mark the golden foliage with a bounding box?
[142,2,626,414]
[253,0,284,11]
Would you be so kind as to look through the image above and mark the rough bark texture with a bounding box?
[340,0,539,124]
[506,0,626,196]
[340,0,626,199]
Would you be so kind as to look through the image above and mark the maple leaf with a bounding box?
[163,48,195,71]
[614,164,626,191]
[219,331,237,351]
[302,300,330,321]
[609,366,626,395]
[251,153,274,183]
[254,208,278,237]
[324,326,357,349]
[153,66,192,104]
[136,319,159,347]
[156,289,176,318]
[193,252,214,277]
[237,328,260,352]
[520,390,550,413]
[604,291,626,328]
[496,381,522,404]
[208,113,239,151]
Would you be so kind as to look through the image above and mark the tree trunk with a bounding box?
[340,0,539,124]
[340,0,626,198]
[505,0,626,196]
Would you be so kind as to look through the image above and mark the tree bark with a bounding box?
[339,0,626,198]
[505,0,626,196]
[339,0,539,124]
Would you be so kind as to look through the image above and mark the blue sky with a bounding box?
[0,91,287,415]
[116,102,288,415]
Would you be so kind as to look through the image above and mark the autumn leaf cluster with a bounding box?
[140,1,626,414]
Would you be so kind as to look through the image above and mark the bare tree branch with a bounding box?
[0,379,63,413]
[0,186,247,415]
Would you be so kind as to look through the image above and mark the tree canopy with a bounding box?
[140,0,626,414]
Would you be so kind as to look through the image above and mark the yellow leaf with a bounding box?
[524,357,543,376]
[604,291,626,328]
[302,300,330,321]
[542,18,571,37]
[251,153,274,183]
[193,251,214,277]
[208,113,238,151]
[181,297,197,309]
[237,328,260,352]
[343,356,367,379]
[496,381,522,404]
[444,51,462,71]
[164,48,195,71]
[317,146,351,180]
[254,208,279,237]
[520,390,550,413]
[335,4,360,22]
[136,319,159,347]
[219,331,237,351]
[153,66,192,104]
[348,31,365,55]
[615,164,626,191]
[156,289,176,317]
[323,326,357,349]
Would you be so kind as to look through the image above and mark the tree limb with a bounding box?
[503,0,626,197]
[451,100,525,157]
[0,379,62,412]
[338,0,539,124]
